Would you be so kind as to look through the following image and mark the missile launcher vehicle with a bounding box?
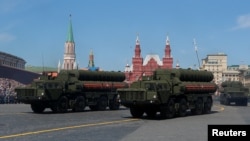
[219,81,248,106]
[117,68,217,119]
[15,70,128,113]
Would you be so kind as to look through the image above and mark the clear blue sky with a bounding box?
[1,0,250,71]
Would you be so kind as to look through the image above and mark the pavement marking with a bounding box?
[0,112,26,116]
[0,118,139,139]
[213,104,225,112]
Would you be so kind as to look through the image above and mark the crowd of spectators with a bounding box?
[0,78,26,104]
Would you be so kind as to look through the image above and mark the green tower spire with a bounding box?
[66,14,74,42]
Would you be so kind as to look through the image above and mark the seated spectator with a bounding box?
[0,78,26,104]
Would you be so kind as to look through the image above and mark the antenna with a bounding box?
[42,53,45,73]
[193,38,201,69]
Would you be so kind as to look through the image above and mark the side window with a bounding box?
[55,84,60,88]
[47,83,52,89]
[158,84,168,90]
[157,84,162,90]
[37,84,44,89]
[145,83,155,91]
[145,84,150,90]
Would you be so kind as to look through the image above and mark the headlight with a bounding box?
[153,95,157,99]
[41,92,44,96]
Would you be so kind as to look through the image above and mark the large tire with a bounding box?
[225,98,230,105]
[130,107,144,118]
[109,95,120,110]
[145,109,157,118]
[72,96,86,112]
[51,96,68,113]
[203,98,212,114]
[160,99,176,119]
[178,98,188,117]
[31,103,46,113]
[89,105,98,111]
[191,98,203,115]
[97,96,108,111]
[237,98,248,106]
[220,99,223,105]
[109,96,120,110]
[242,99,248,106]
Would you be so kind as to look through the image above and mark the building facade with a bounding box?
[201,53,228,84]
[244,70,250,88]
[0,51,41,84]
[124,35,173,83]
[0,51,26,69]
[232,64,250,87]
[201,53,250,87]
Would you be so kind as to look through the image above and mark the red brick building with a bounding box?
[124,35,173,83]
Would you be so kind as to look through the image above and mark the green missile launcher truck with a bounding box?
[117,68,217,119]
[219,81,248,106]
[15,70,128,113]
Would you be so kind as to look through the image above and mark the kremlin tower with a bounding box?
[62,15,77,70]
[87,50,100,71]
[124,35,173,83]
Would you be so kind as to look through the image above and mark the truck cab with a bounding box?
[219,81,248,106]
[118,80,172,107]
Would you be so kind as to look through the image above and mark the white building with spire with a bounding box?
[61,14,77,70]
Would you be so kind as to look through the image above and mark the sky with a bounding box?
[1,0,250,71]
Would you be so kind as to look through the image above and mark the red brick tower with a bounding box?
[129,35,143,81]
[124,35,173,84]
[162,36,173,69]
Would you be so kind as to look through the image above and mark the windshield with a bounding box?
[228,92,245,96]
[36,82,44,89]
[145,83,155,91]
[35,82,60,89]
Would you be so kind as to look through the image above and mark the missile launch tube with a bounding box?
[172,69,214,82]
[180,82,218,94]
[82,81,128,90]
[61,70,126,82]
[154,69,214,82]
[221,81,243,87]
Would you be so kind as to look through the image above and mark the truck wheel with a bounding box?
[145,109,157,118]
[243,102,248,106]
[220,100,223,105]
[238,99,247,106]
[89,105,98,111]
[225,99,230,105]
[178,98,187,117]
[130,107,144,118]
[203,98,212,114]
[31,103,45,113]
[51,96,68,113]
[191,98,203,115]
[72,96,86,112]
[109,95,120,110]
[242,99,248,106]
[97,96,108,111]
[160,99,176,119]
